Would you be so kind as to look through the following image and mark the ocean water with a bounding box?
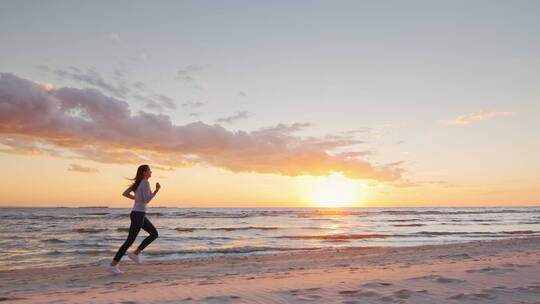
[1,206,539,271]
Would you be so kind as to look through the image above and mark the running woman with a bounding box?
[106,164,161,275]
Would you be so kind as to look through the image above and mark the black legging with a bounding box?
[113,211,158,262]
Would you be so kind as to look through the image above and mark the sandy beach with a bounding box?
[1,236,540,303]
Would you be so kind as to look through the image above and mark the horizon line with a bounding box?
[1,204,539,209]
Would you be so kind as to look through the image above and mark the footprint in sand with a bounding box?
[393,289,430,300]
[285,288,323,302]
[361,281,393,288]
[512,285,540,294]
[408,274,465,283]
[288,287,322,295]
[297,294,322,300]
[465,266,515,274]
[105,281,128,286]
[199,281,221,285]
[202,295,241,303]
[448,293,497,300]
[500,263,532,268]
[378,296,396,302]
[339,289,380,297]
[394,289,413,299]
[437,253,472,260]
[339,289,428,302]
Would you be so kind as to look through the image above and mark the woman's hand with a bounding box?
[155,182,161,192]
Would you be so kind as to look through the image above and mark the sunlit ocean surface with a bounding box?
[1,207,540,271]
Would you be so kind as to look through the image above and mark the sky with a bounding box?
[0,0,539,208]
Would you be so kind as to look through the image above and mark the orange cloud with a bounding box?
[387,179,460,188]
[447,111,514,125]
[0,73,406,182]
[68,164,100,173]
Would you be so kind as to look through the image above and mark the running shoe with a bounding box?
[128,252,144,264]
[105,265,123,275]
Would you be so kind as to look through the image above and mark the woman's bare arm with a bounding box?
[122,186,135,200]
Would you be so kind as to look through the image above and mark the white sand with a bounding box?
[2,237,540,303]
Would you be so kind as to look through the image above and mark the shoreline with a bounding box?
[1,235,535,274]
[2,236,540,303]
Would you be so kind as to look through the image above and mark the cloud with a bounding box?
[371,124,393,139]
[447,111,514,125]
[388,180,420,188]
[216,111,252,124]
[0,73,406,182]
[176,65,203,81]
[253,123,313,135]
[340,129,370,134]
[54,67,130,98]
[427,181,459,187]
[32,80,54,91]
[182,101,206,109]
[68,164,100,173]
[133,94,176,111]
[387,179,460,188]
[133,81,145,90]
[0,137,63,157]
[340,125,392,139]
[152,165,175,171]
[176,74,193,81]
[335,151,372,158]
[35,65,50,72]
[48,66,176,111]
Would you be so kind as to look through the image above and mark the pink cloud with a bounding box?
[0,73,406,181]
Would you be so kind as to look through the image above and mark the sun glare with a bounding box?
[311,173,362,208]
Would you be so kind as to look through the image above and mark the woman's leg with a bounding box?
[111,212,145,264]
[134,216,159,254]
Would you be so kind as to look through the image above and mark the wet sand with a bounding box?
[2,237,540,303]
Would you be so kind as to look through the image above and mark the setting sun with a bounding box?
[311,173,363,207]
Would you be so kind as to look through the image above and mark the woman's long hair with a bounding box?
[128,164,149,192]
